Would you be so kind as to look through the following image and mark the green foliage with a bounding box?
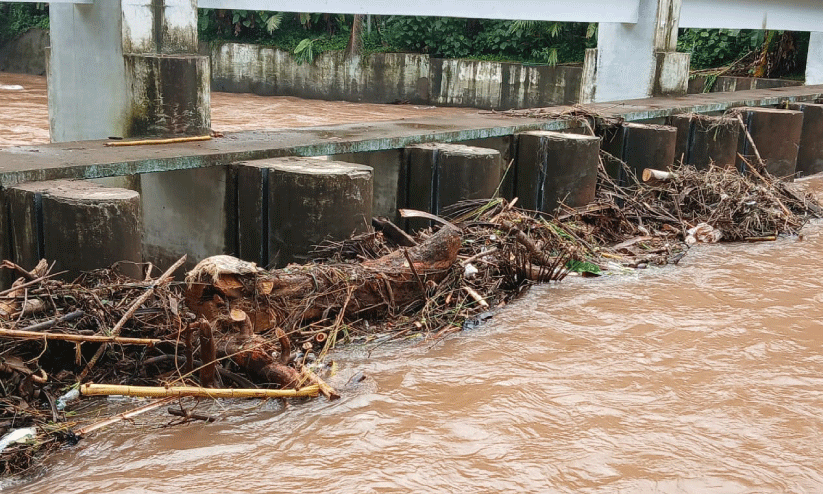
[677,28,763,70]
[197,11,596,66]
[566,259,601,275]
[293,38,317,64]
[0,3,49,46]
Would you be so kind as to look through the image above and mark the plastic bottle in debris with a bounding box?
[56,388,80,410]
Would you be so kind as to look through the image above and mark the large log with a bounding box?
[187,226,461,324]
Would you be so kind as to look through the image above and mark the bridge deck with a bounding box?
[1,85,822,187]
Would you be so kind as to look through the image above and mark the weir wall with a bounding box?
[1,86,823,284]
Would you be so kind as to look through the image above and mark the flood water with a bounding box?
[3,72,823,493]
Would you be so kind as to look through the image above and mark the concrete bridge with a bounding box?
[2,0,823,142]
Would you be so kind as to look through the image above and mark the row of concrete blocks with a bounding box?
[2,103,823,288]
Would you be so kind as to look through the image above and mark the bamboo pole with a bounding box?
[105,135,212,147]
[75,397,177,437]
[80,383,320,399]
[0,328,161,345]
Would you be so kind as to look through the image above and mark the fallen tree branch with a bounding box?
[74,397,177,437]
[17,310,84,332]
[78,255,187,383]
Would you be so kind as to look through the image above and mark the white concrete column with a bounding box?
[48,0,208,142]
[582,0,690,103]
[806,32,823,86]
[48,2,129,142]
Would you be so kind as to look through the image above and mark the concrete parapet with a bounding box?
[735,107,804,179]
[515,131,600,213]
[125,54,211,137]
[7,180,142,280]
[667,114,739,169]
[400,143,503,230]
[787,103,823,176]
[236,158,373,267]
[601,123,677,181]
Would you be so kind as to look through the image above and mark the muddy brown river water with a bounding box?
[2,72,823,493]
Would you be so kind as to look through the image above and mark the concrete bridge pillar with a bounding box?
[5,180,143,281]
[807,33,823,86]
[236,158,374,268]
[515,131,600,213]
[48,0,209,142]
[582,0,690,103]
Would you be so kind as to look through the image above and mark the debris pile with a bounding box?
[0,155,821,477]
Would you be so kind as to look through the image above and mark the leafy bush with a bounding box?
[0,3,49,46]
[677,28,763,70]
[198,11,595,66]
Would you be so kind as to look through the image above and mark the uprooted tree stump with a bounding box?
[184,226,462,389]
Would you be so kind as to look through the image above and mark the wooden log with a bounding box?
[80,382,320,399]
[642,168,678,183]
[198,319,217,388]
[188,226,461,323]
[217,334,302,388]
[167,407,217,422]
[299,366,340,400]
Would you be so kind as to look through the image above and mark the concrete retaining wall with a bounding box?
[0,28,48,76]
[688,75,803,94]
[210,42,582,110]
[0,32,808,108]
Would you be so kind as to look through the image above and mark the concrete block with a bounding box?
[236,158,373,267]
[0,188,11,289]
[139,167,233,271]
[331,149,403,219]
[460,135,515,200]
[667,114,739,169]
[736,107,804,179]
[8,180,142,280]
[601,123,677,181]
[515,131,600,212]
[787,103,823,176]
[653,51,691,96]
[400,143,502,230]
[269,158,373,266]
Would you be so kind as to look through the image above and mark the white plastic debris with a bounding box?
[685,223,722,245]
[463,263,479,279]
[0,428,36,453]
[56,388,80,411]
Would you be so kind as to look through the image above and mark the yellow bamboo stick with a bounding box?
[80,382,320,399]
[0,328,160,345]
[105,135,212,147]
